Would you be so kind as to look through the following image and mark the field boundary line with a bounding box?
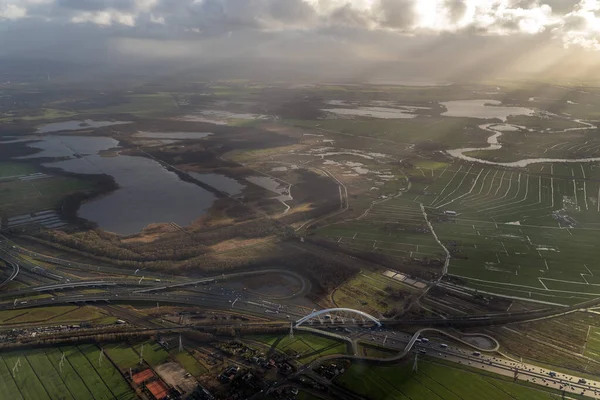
[437,168,483,209]
[60,348,97,400]
[78,344,119,399]
[432,165,474,208]
[42,349,77,400]
[430,165,463,206]
[22,354,52,400]
[0,355,25,400]
[581,164,589,210]
[439,282,569,307]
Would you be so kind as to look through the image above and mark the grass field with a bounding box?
[489,311,600,376]
[0,173,93,217]
[136,341,169,367]
[332,270,416,315]
[0,306,114,326]
[415,162,600,303]
[87,93,177,116]
[358,343,400,359]
[247,332,348,363]
[105,343,141,369]
[297,391,326,400]
[0,108,77,123]
[314,158,600,304]
[172,351,208,376]
[106,340,209,379]
[585,326,600,361]
[0,346,136,400]
[288,116,488,148]
[316,196,443,262]
[0,163,36,178]
[336,359,580,400]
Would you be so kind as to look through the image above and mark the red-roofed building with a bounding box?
[132,369,154,385]
[146,380,170,400]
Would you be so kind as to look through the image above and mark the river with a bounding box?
[446,120,600,167]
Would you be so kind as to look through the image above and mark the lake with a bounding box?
[135,131,213,140]
[36,120,130,134]
[322,106,418,119]
[188,172,245,195]
[441,100,535,121]
[19,136,216,235]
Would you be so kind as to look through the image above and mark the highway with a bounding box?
[0,259,18,289]
[2,236,600,399]
[347,327,600,399]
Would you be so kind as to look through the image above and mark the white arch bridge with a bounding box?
[294,308,382,328]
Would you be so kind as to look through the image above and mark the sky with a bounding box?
[3,0,600,81]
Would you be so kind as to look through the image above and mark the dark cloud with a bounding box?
[542,0,580,15]
[444,0,467,23]
[3,0,600,83]
[510,0,579,15]
[326,4,372,28]
[55,0,138,12]
[376,0,416,29]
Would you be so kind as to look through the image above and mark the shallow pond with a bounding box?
[441,100,535,121]
[322,106,418,119]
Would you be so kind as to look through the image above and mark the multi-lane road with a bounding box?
[2,236,600,398]
[353,327,600,399]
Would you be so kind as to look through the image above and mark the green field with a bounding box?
[585,326,600,361]
[315,159,600,304]
[332,270,416,315]
[105,343,141,369]
[336,359,579,400]
[247,332,348,363]
[297,391,326,400]
[0,306,115,326]
[106,340,209,378]
[173,351,208,376]
[0,346,136,400]
[87,93,177,116]
[0,163,36,178]
[136,341,169,367]
[419,163,600,303]
[0,173,93,217]
[0,108,77,122]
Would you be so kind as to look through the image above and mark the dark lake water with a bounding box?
[19,136,217,235]
[36,120,130,134]
[189,172,245,195]
[135,131,213,140]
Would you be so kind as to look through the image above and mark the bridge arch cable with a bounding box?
[294,308,381,328]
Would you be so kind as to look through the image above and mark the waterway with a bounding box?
[446,122,600,167]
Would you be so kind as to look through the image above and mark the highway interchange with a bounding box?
[1,235,600,399]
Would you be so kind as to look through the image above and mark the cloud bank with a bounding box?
[3,0,600,81]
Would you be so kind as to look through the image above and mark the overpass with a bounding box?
[295,308,382,328]
[133,268,309,299]
[0,260,19,289]
[32,281,119,292]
